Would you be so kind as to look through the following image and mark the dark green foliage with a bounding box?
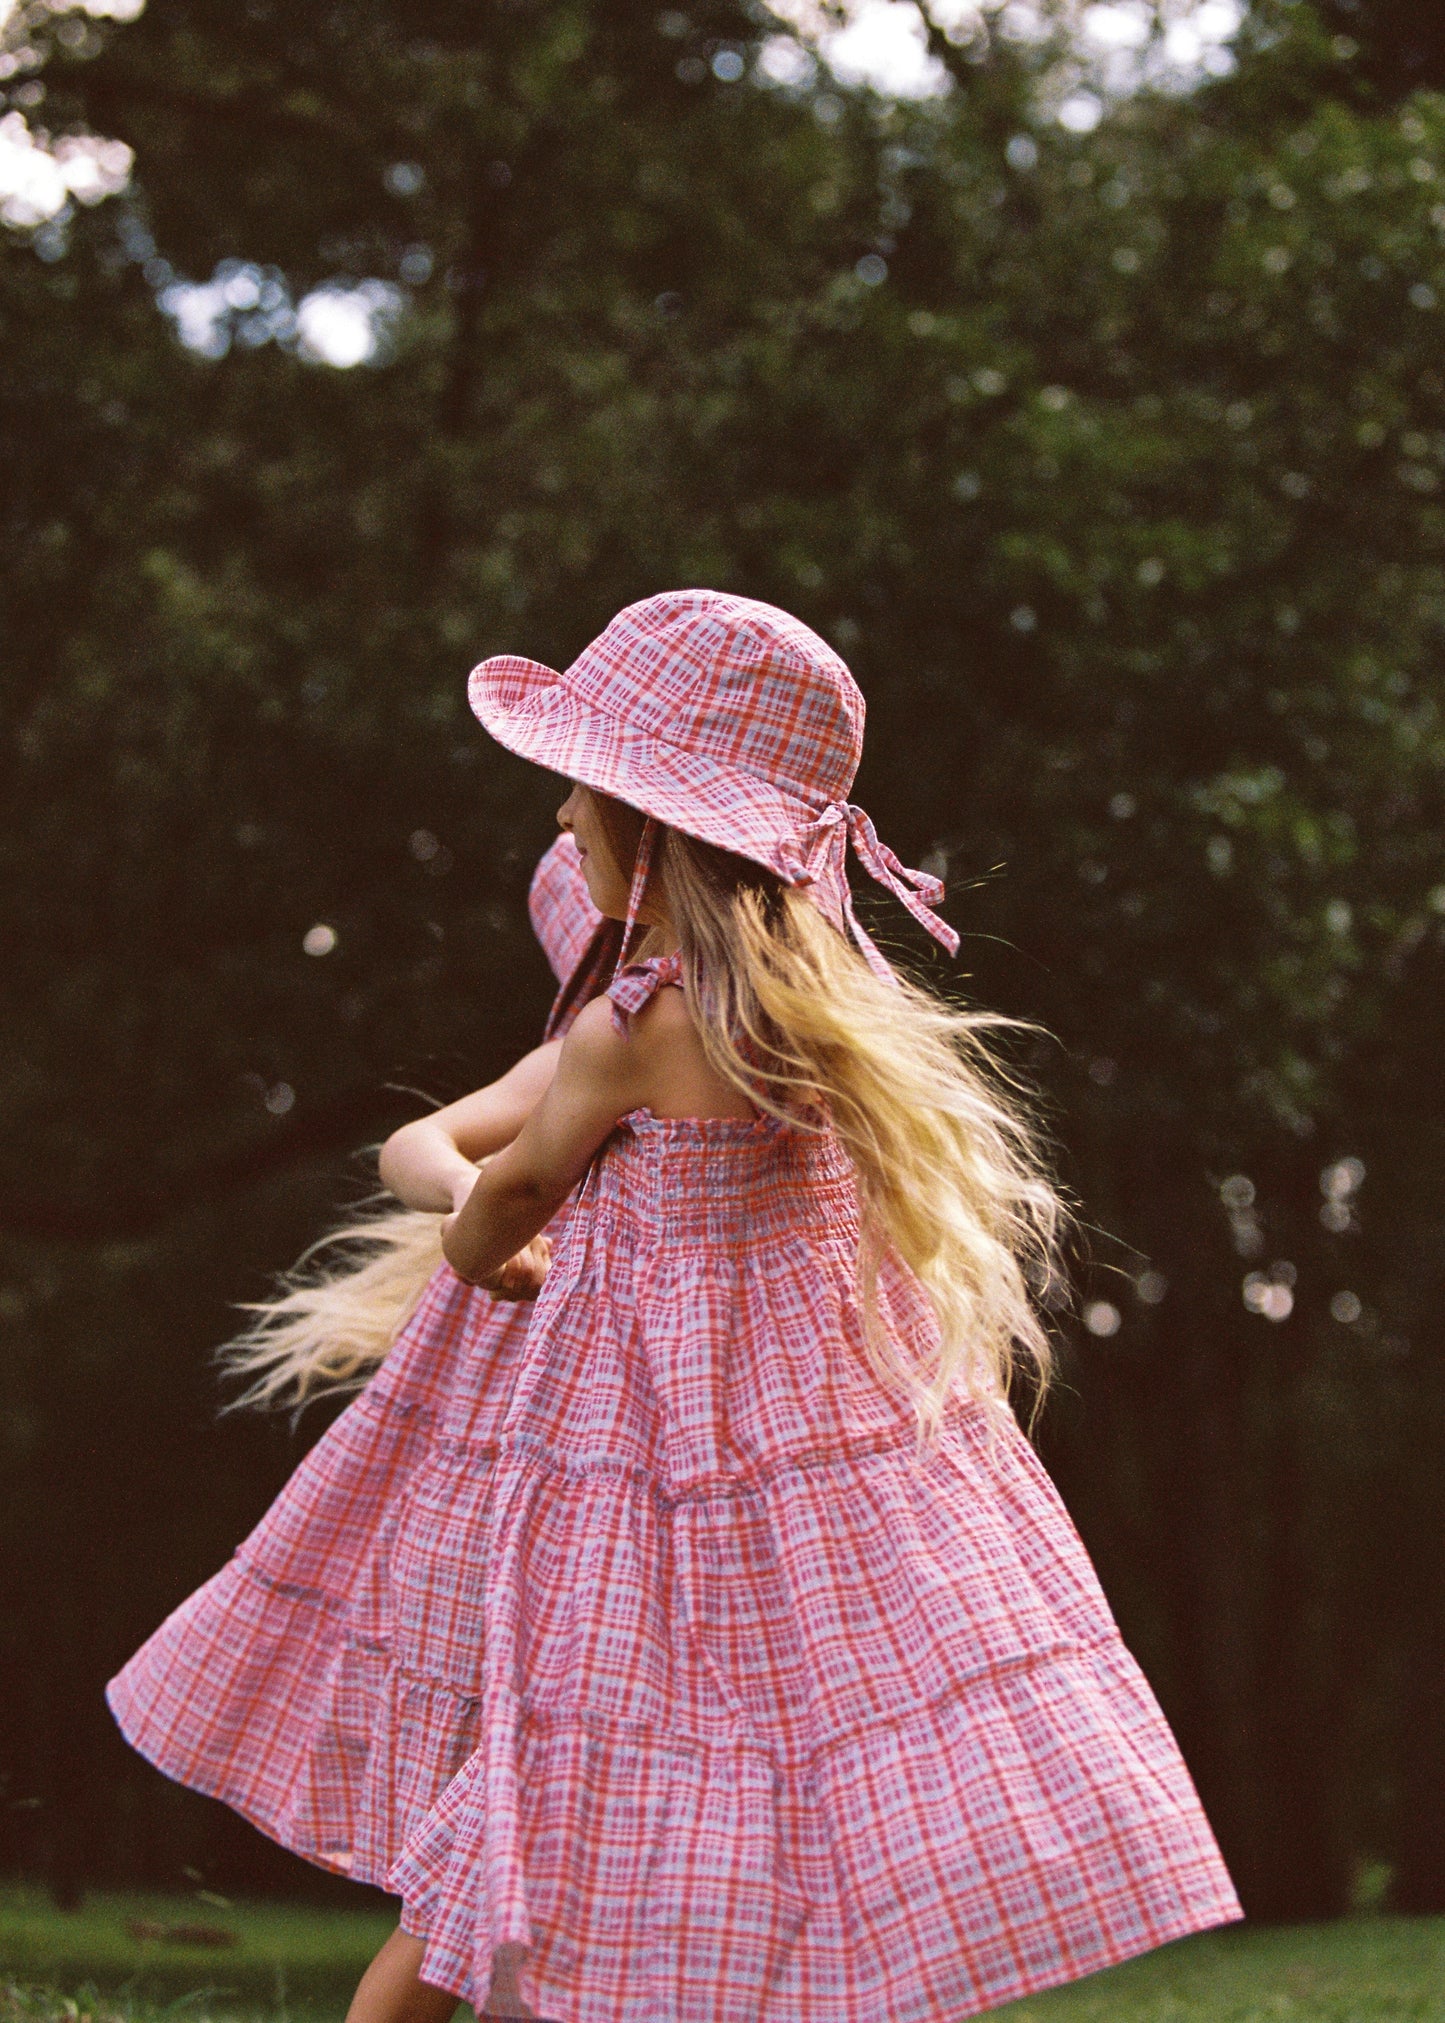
[3,0,1445,1925]
[1313,0,1445,100]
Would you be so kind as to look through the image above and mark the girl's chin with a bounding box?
[580,870,625,917]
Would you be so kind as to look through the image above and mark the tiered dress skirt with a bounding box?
[109,1094,1242,2022]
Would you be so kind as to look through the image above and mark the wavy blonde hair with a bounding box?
[612,810,1070,1453]
[215,1190,450,1413]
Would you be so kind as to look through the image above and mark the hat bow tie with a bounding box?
[780,800,959,985]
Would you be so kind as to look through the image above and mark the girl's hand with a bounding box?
[483,1232,552,1300]
[441,1216,552,1299]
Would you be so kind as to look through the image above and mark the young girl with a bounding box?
[112,589,1243,2023]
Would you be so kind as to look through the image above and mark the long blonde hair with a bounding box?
[622,814,1069,1452]
[215,1190,449,1413]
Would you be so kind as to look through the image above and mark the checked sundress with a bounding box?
[381,953,1242,2022]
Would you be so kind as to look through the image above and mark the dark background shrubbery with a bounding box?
[3,0,1445,1925]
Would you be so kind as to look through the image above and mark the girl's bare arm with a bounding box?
[378,1038,564,1212]
[441,997,649,1284]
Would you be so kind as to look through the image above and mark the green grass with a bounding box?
[3,1887,1445,2021]
[995,1915,1445,2020]
[0,1888,396,2021]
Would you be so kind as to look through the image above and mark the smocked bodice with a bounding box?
[585,1106,859,1251]
[590,949,861,1247]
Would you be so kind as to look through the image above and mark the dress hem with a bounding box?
[400,1886,1246,2023]
[104,1677,390,1893]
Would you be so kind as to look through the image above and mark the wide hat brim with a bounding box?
[468,654,822,884]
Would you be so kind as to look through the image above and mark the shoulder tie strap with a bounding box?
[606,950,684,1035]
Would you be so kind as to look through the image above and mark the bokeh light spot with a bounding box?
[1243,1273,1294,1321]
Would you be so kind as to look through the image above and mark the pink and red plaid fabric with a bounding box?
[104,1256,543,1890]
[108,884,1242,2018]
[382,955,1241,2019]
[531,832,624,1046]
[470,590,961,987]
[528,832,603,993]
[104,836,600,1893]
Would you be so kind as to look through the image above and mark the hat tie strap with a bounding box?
[843,802,959,956]
[614,803,956,992]
[786,800,959,985]
[616,813,659,976]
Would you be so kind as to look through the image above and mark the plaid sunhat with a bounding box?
[470,589,960,984]
[528,831,604,988]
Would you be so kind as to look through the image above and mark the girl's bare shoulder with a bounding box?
[622,978,760,1120]
[557,981,692,1078]
[556,992,645,1081]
